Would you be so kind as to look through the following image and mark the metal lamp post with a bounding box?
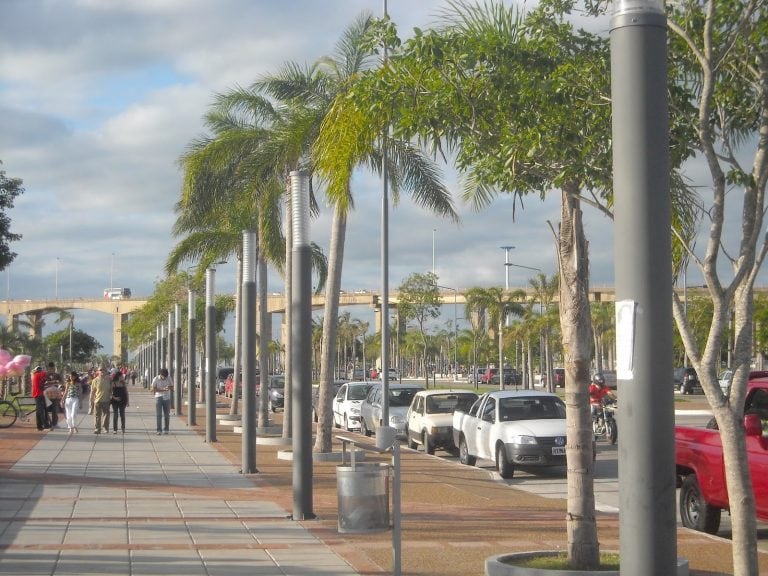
[187,288,196,426]
[611,1,676,574]
[242,230,257,474]
[500,246,515,290]
[205,267,217,443]
[437,285,459,380]
[174,304,182,416]
[290,170,313,520]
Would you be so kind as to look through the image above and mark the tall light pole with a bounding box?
[437,285,458,380]
[55,257,60,299]
[611,1,675,574]
[432,228,436,276]
[500,246,515,290]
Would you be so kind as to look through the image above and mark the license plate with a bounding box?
[552,446,566,455]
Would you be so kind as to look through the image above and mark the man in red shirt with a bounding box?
[31,365,49,431]
[589,373,615,421]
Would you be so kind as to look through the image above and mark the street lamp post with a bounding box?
[500,246,516,290]
[55,257,60,299]
[110,252,115,290]
[437,285,458,381]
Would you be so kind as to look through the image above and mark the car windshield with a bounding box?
[389,388,419,407]
[498,396,566,421]
[348,384,369,400]
[425,393,478,414]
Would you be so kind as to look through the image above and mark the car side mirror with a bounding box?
[744,413,763,437]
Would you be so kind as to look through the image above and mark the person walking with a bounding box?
[110,372,129,434]
[31,365,49,431]
[63,371,83,434]
[87,368,96,415]
[151,367,173,435]
[91,367,111,434]
[43,362,62,429]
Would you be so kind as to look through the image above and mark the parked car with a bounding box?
[346,367,365,380]
[332,381,371,431]
[482,368,520,387]
[453,390,567,479]
[406,389,479,454]
[717,370,733,395]
[679,367,702,394]
[553,368,565,388]
[312,381,345,422]
[360,382,423,439]
[675,371,768,534]
[267,375,285,412]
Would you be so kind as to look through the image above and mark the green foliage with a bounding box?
[0,161,24,271]
[43,328,102,364]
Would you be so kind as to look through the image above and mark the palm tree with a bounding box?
[473,287,526,389]
[264,13,457,452]
[529,273,559,392]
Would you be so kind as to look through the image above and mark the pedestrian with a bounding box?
[151,367,173,435]
[87,368,96,415]
[130,368,137,387]
[91,367,111,434]
[44,362,62,428]
[63,371,83,434]
[31,365,49,431]
[110,372,129,434]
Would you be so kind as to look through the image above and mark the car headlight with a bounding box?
[274,392,284,399]
[390,415,405,425]
[350,407,360,415]
[510,435,537,445]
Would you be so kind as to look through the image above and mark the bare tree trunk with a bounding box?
[558,185,599,569]
[314,208,346,453]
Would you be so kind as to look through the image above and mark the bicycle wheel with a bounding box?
[0,400,18,428]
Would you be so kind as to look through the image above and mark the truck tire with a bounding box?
[496,443,514,479]
[459,435,476,467]
[680,474,721,534]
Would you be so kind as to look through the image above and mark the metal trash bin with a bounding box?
[336,462,390,533]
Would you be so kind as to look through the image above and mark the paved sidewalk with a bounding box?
[0,390,358,576]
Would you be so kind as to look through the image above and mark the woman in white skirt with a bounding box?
[63,371,83,434]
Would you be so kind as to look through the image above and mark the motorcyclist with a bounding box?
[589,373,615,421]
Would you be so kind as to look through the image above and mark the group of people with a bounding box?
[30,363,130,434]
[29,363,174,436]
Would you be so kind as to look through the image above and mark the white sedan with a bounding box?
[332,381,370,431]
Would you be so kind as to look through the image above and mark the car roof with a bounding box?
[413,389,478,397]
[366,382,423,390]
[485,390,560,399]
[345,381,371,387]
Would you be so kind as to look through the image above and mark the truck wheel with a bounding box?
[607,420,618,445]
[459,436,476,467]
[496,444,514,479]
[423,431,435,455]
[680,474,721,534]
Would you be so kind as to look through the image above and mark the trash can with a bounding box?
[336,462,390,533]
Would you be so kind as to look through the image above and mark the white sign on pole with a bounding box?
[615,300,637,380]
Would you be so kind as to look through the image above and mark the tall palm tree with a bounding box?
[473,287,526,389]
[264,13,457,452]
[529,273,559,392]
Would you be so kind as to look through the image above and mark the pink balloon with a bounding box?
[0,365,7,377]
[5,366,22,377]
[0,349,10,365]
[12,355,31,368]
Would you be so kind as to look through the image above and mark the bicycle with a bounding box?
[0,395,38,428]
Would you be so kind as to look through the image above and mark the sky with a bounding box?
[0,0,758,358]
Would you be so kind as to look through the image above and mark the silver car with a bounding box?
[360,382,423,438]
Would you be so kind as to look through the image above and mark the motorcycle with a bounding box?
[592,397,618,445]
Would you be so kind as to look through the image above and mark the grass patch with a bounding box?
[505,552,621,571]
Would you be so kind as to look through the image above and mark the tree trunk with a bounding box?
[257,248,270,429]
[558,185,599,569]
[314,208,346,453]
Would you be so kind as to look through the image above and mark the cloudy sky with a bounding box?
[0,0,751,357]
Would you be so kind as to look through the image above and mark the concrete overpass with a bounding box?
[0,285,633,361]
[2,297,147,360]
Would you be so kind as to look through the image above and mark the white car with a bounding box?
[406,389,478,454]
[332,381,370,431]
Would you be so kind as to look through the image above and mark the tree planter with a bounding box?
[485,551,689,576]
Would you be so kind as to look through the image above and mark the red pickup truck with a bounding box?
[675,371,768,534]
